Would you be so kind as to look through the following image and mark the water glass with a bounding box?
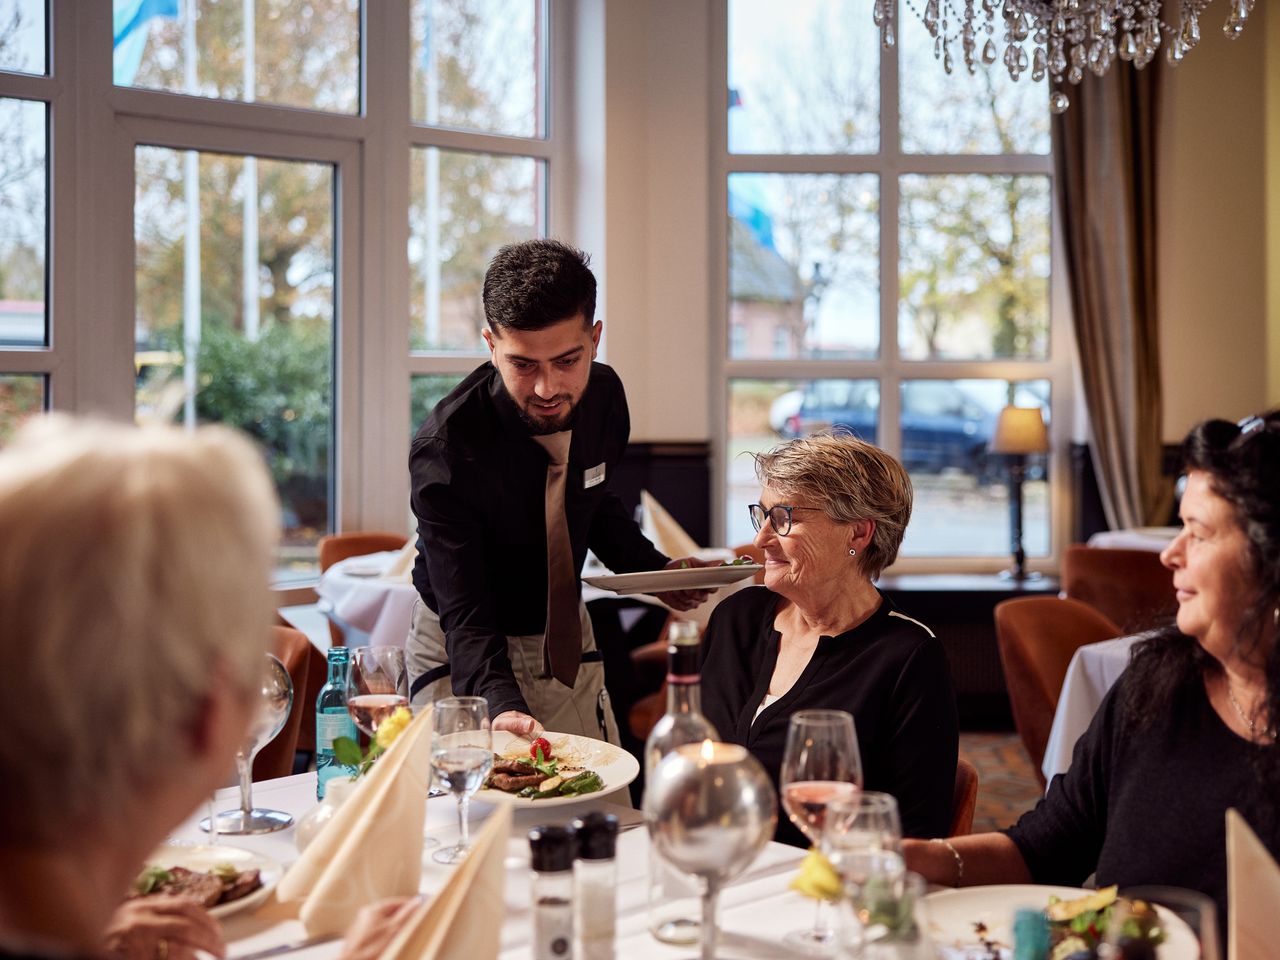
[430,696,492,865]
[835,871,930,960]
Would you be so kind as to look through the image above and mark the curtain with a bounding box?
[1053,68,1174,531]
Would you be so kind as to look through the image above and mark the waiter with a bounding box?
[407,239,710,742]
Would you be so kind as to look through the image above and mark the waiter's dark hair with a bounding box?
[483,239,597,332]
[1119,410,1280,814]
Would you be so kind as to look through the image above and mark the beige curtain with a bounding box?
[1053,67,1174,531]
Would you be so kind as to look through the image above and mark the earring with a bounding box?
[848,548,858,557]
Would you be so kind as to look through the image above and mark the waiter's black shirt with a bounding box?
[410,360,668,718]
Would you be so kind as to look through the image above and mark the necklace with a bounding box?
[1226,680,1256,735]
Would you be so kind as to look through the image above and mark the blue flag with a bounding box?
[112,0,179,86]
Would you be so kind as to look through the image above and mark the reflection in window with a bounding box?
[898,13,1050,155]
[0,0,46,76]
[411,0,543,137]
[898,175,1050,361]
[899,379,1050,558]
[728,173,879,361]
[0,373,44,446]
[134,147,335,577]
[409,148,542,353]
[728,0,878,155]
[0,98,47,348]
[113,0,360,114]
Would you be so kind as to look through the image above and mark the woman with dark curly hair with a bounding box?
[904,410,1280,932]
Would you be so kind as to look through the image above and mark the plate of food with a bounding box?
[133,842,281,919]
[582,559,761,596]
[475,730,640,807]
[923,884,1199,960]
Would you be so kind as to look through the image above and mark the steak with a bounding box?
[488,772,545,792]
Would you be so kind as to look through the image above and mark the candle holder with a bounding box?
[644,740,777,960]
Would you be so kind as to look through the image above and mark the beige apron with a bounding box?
[406,598,620,747]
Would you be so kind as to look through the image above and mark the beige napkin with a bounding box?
[377,803,512,960]
[380,536,417,582]
[641,489,700,558]
[1227,807,1280,960]
[272,705,433,935]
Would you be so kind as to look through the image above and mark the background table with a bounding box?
[179,773,815,960]
[1041,635,1139,784]
[314,552,417,648]
[1086,527,1180,552]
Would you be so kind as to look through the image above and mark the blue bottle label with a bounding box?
[316,709,358,798]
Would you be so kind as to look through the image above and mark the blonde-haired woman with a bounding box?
[0,416,416,960]
[701,433,958,846]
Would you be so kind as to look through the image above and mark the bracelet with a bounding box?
[932,837,964,885]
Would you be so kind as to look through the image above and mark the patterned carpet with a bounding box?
[959,732,1044,833]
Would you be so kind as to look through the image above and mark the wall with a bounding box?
[1157,6,1271,440]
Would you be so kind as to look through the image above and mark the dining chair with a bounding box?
[994,596,1121,788]
[317,530,408,646]
[1060,544,1177,633]
[254,625,324,781]
[948,757,979,836]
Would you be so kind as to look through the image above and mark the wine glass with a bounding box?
[202,652,294,835]
[1106,886,1220,960]
[430,696,492,865]
[644,740,777,960]
[344,646,408,736]
[779,709,863,953]
[822,792,904,952]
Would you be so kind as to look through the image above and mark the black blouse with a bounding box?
[699,586,959,845]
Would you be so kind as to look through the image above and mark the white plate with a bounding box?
[582,564,761,596]
[144,842,282,919]
[923,884,1200,960]
[474,730,640,808]
[342,561,384,578]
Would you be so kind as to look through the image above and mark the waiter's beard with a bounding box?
[514,393,581,435]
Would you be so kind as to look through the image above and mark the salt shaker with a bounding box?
[529,824,576,960]
[571,811,619,960]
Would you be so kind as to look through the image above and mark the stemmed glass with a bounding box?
[344,646,408,737]
[822,792,904,953]
[203,652,294,835]
[430,696,492,865]
[779,709,864,953]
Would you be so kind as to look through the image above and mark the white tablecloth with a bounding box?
[1086,527,1180,552]
[179,773,815,960]
[314,552,418,648]
[1041,635,1140,785]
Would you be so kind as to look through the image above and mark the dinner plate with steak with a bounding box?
[474,730,639,808]
[134,842,281,919]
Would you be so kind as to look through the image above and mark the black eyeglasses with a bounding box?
[747,503,822,537]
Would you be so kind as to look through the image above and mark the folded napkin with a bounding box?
[641,490,700,559]
[380,537,417,582]
[271,705,433,935]
[377,803,513,960]
[1227,807,1280,960]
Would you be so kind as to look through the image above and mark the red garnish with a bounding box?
[530,737,552,760]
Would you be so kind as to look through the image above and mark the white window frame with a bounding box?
[0,0,570,578]
[708,1,1074,575]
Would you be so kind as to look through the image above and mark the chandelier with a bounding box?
[874,1,1257,113]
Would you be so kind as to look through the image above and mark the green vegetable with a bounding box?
[135,866,172,895]
[560,771,604,796]
[211,863,239,881]
[680,560,690,569]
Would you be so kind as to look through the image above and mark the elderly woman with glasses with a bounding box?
[699,433,958,846]
[905,411,1280,943]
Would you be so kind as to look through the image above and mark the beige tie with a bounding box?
[533,431,581,687]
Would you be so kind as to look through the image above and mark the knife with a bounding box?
[229,934,340,960]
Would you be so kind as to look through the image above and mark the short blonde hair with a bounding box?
[0,415,280,842]
[753,433,913,579]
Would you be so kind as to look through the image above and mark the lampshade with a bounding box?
[990,406,1048,455]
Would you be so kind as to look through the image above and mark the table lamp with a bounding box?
[990,406,1048,581]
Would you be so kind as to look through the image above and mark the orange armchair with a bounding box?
[317,531,409,646]
[1060,544,1176,633]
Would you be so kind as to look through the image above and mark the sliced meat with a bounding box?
[158,867,225,907]
[491,756,536,776]
[488,772,545,792]
[219,868,262,904]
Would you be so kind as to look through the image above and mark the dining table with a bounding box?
[186,772,828,960]
[1040,634,1140,785]
[313,551,418,649]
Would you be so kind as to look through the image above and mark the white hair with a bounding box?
[0,415,280,841]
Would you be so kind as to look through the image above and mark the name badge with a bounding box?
[583,462,606,489]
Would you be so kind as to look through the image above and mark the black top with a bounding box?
[699,586,959,846]
[409,361,668,717]
[1004,666,1280,931]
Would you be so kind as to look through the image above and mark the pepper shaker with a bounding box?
[529,824,576,960]
[571,811,619,960]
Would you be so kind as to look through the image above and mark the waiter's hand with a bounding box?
[493,710,543,738]
[653,556,718,612]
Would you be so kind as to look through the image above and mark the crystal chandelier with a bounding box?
[874,1,1257,113]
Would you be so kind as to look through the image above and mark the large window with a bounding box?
[719,0,1067,568]
[0,1,561,577]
